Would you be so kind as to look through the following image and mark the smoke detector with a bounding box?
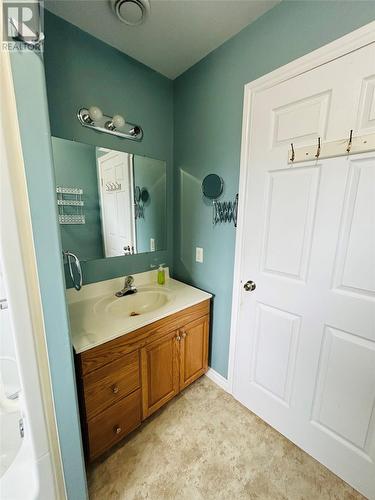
[111,0,150,26]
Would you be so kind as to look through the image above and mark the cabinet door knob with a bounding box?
[181,332,186,338]
[111,385,119,394]
[176,335,181,341]
[114,425,122,435]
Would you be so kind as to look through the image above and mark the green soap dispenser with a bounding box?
[157,264,166,285]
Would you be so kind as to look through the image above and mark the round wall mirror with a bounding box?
[141,187,149,202]
[202,174,223,200]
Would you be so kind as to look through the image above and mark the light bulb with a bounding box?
[112,114,125,128]
[88,106,103,121]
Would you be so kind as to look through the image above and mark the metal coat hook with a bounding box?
[290,143,295,163]
[346,129,353,153]
[315,137,321,159]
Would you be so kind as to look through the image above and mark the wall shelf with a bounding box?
[56,186,85,225]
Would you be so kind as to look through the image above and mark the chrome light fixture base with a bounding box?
[77,108,143,142]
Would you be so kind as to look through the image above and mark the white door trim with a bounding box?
[227,20,375,393]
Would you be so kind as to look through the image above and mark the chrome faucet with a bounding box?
[115,275,137,297]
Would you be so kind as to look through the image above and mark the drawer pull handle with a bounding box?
[114,425,122,435]
[111,385,119,394]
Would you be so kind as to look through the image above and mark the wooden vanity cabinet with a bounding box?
[141,329,180,418]
[179,315,209,391]
[141,314,209,418]
[75,300,210,461]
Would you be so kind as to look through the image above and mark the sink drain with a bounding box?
[130,311,140,317]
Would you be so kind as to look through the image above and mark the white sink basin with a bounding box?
[67,272,213,354]
[93,287,173,318]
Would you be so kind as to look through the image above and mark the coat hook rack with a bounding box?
[287,131,375,164]
[105,181,122,192]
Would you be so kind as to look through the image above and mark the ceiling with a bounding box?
[45,0,279,79]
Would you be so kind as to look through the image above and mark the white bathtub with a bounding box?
[0,406,23,478]
[0,361,49,500]
[0,407,42,500]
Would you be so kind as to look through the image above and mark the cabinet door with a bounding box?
[141,330,180,418]
[180,315,209,391]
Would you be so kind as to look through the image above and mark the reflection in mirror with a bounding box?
[51,137,166,261]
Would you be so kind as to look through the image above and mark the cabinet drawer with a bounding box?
[83,350,140,420]
[87,389,141,460]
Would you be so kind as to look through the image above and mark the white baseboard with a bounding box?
[205,368,230,393]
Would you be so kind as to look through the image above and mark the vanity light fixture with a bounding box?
[77,106,143,141]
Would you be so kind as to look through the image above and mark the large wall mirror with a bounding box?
[51,137,167,261]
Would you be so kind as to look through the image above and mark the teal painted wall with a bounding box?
[134,156,167,253]
[44,11,174,285]
[10,51,88,499]
[52,137,104,261]
[173,0,375,378]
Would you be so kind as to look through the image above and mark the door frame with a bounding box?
[227,20,375,393]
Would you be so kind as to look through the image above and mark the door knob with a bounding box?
[244,280,256,292]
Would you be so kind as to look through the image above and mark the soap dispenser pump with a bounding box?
[157,264,166,285]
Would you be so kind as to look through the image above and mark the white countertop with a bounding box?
[66,269,212,354]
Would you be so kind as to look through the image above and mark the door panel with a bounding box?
[234,42,375,498]
[141,330,179,418]
[180,316,209,390]
[263,167,320,281]
[252,303,300,406]
[332,158,375,295]
[311,326,375,453]
[272,90,332,146]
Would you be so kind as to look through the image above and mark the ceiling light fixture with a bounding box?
[110,0,150,26]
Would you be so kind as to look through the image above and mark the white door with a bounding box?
[233,42,375,498]
[98,151,136,257]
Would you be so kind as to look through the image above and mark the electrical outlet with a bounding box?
[150,238,155,251]
[195,247,204,263]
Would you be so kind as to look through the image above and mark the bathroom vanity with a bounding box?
[52,135,213,461]
[67,271,211,461]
